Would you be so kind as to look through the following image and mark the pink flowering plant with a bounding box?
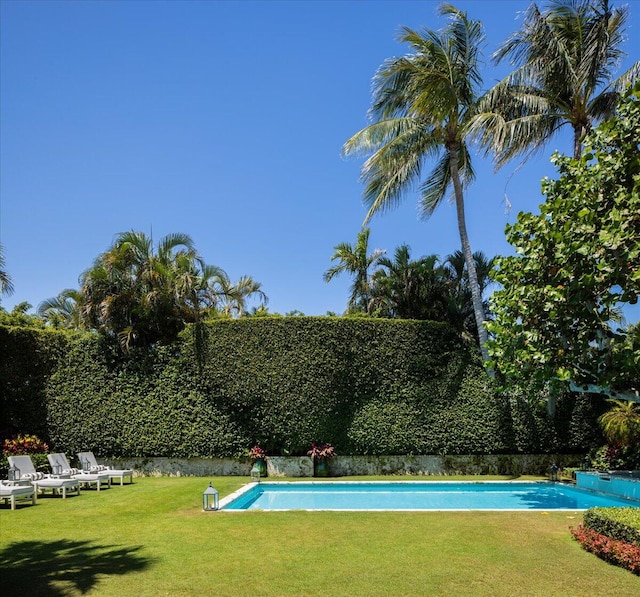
[307,443,336,461]
[248,445,267,462]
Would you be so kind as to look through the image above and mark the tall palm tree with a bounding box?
[477,0,639,163]
[342,4,491,361]
[0,244,14,298]
[324,228,385,313]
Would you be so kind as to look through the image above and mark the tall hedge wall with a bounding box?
[0,318,606,457]
[0,325,68,440]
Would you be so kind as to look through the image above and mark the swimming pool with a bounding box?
[220,481,640,511]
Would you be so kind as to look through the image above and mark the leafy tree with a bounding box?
[342,4,491,361]
[487,82,640,404]
[0,303,44,329]
[478,0,639,163]
[324,228,385,313]
[0,244,14,298]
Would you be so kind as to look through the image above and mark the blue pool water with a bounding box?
[221,481,640,511]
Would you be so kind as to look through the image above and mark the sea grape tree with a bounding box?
[487,82,640,403]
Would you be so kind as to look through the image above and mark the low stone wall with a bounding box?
[104,454,582,478]
[328,454,581,476]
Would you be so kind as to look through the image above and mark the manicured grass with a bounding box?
[1,476,638,596]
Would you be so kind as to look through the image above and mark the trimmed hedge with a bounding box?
[1,318,606,458]
[583,507,640,547]
[0,325,69,440]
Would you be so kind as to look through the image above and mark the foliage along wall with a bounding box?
[0,318,606,458]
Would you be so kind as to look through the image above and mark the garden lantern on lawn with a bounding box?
[250,465,261,483]
[203,482,219,511]
[8,464,20,481]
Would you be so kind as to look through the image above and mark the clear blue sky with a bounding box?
[1,0,638,320]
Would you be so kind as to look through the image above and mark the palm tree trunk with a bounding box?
[449,148,491,366]
[574,122,588,159]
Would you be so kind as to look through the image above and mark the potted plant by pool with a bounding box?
[307,443,335,477]
[248,445,268,477]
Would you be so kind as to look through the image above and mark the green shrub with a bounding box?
[588,445,640,471]
[583,507,640,547]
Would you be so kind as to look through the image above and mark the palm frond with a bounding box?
[613,61,640,91]
[359,123,442,224]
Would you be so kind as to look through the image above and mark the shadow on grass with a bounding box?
[0,539,154,596]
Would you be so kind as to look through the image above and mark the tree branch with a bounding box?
[568,381,640,403]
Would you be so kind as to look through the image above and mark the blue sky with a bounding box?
[1,0,638,320]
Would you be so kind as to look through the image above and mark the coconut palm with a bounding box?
[343,4,491,361]
[478,0,639,163]
[324,228,385,313]
[0,244,14,298]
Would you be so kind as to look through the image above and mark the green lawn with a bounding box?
[1,476,638,596]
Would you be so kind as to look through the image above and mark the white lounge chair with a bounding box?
[7,455,80,499]
[47,453,111,491]
[0,481,37,509]
[77,451,134,486]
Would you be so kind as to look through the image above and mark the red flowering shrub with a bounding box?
[2,434,49,456]
[571,524,640,575]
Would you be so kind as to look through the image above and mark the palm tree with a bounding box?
[218,275,269,317]
[0,244,14,298]
[81,231,195,347]
[80,231,237,349]
[38,289,83,329]
[443,250,495,341]
[343,4,491,361]
[478,0,639,163]
[369,245,451,321]
[598,400,640,447]
[324,228,385,313]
